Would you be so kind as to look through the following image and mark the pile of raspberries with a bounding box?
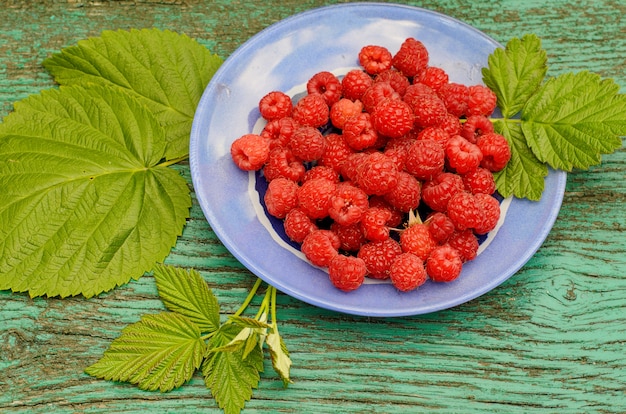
[230,38,511,293]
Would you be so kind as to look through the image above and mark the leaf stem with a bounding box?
[233,278,264,318]
[158,154,190,168]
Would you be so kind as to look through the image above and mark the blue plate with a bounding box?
[189,3,566,317]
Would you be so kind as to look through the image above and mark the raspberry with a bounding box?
[438,82,469,118]
[360,206,392,241]
[328,254,367,292]
[477,132,511,172]
[258,91,293,121]
[297,177,336,219]
[439,112,462,136]
[404,139,445,181]
[445,135,483,174]
[474,193,501,235]
[400,222,437,261]
[417,126,449,146]
[330,222,366,252]
[330,98,364,129]
[383,171,421,213]
[426,244,463,282]
[263,147,306,182]
[460,115,494,144]
[421,172,465,212]
[403,83,436,104]
[264,177,299,219]
[392,37,429,78]
[462,167,496,195]
[370,98,414,138]
[358,45,393,75]
[361,82,401,113]
[389,252,427,292]
[425,212,455,243]
[292,93,329,128]
[318,133,354,174]
[467,84,498,117]
[356,152,399,196]
[357,238,402,279]
[448,229,479,262]
[261,116,298,150]
[328,182,369,226]
[446,191,482,231]
[415,66,449,91]
[342,113,379,150]
[307,71,343,106]
[301,229,340,267]
[341,69,373,101]
[301,165,338,184]
[383,136,415,171]
[340,152,368,182]
[405,92,448,128]
[289,126,326,162]
[374,69,410,96]
[368,196,404,228]
[230,133,270,171]
[284,208,317,243]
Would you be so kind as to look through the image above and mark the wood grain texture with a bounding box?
[1,0,625,413]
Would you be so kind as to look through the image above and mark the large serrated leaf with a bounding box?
[85,312,205,392]
[0,84,190,298]
[42,28,223,160]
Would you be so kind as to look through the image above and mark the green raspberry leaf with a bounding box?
[85,312,206,392]
[203,324,264,414]
[520,71,626,171]
[42,28,223,160]
[482,33,547,118]
[153,264,221,334]
[267,327,293,387]
[0,85,190,298]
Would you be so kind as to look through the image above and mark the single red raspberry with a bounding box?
[368,196,404,228]
[400,222,437,261]
[289,126,326,162]
[361,82,401,113]
[446,191,482,231]
[371,98,415,138]
[340,152,369,182]
[318,133,354,174]
[405,92,448,128]
[448,229,479,262]
[439,112,462,136]
[404,139,445,181]
[284,208,317,243]
[383,136,415,171]
[258,91,293,121]
[357,238,403,279]
[474,193,501,235]
[374,69,411,96]
[462,167,496,195]
[230,133,270,171]
[358,45,393,75]
[292,93,329,128]
[445,135,483,174]
[307,71,343,106]
[341,69,373,101]
[403,83,436,104]
[389,252,427,292]
[330,98,364,129]
[425,212,455,243]
[415,66,449,91]
[330,221,366,252]
[264,177,299,219]
[297,177,336,219]
[261,116,299,150]
[342,113,379,151]
[328,182,369,226]
[467,84,498,117]
[426,244,463,282]
[477,132,511,172]
[301,229,340,267]
[392,37,429,78]
[356,152,399,196]
[383,170,421,213]
[302,165,340,184]
[460,115,494,144]
[421,172,465,212]
[416,126,450,146]
[328,254,367,292]
[263,147,306,182]
[360,206,393,241]
[438,82,469,118]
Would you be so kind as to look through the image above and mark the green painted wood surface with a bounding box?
[1,0,625,412]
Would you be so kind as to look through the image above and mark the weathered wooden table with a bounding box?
[1,1,625,412]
